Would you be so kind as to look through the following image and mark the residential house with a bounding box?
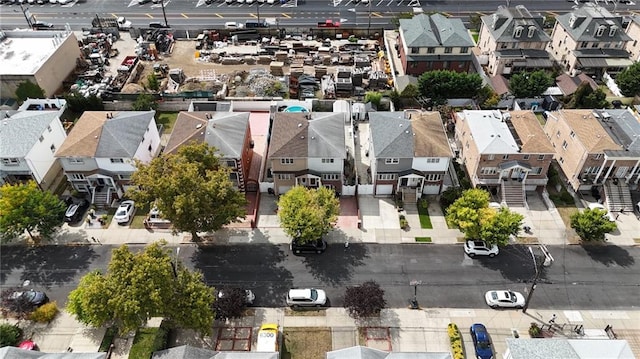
[267,112,346,196]
[368,111,452,201]
[543,109,640,211]
[504,338,634,359]
[397,13,475,75]
[547,3,633,78]
[479,5,553,77]
[625,15,640,61]
[55,111,160,206]
[454,110,555,206]
[164,112,254,192]
[0,99,67,191]
[555,73,598,96]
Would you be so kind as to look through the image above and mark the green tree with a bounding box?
[479,207,524,246]
[67,242,215,335]
[0,181,66,244]
[64,91,105,112]
[277,186,340,244]
[418,70,483,105]
[364,91,382,108]
[569,82,608,109]
[570,208,617,242]
[15,80,45,102]
[131,93,158,111]
[476,85,500,109]
[146,73,160,91]
[508,70,554,98]
[0,323,22,347]
[400,83,419,98]
[616,62,640,97]
[344,281,386,319]
[128,142,247,241]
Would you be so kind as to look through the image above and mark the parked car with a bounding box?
[18,340,38,351]
[8,290,49,306]
[290,238,327,254]
[484,290,525,309]
[256,324,279,352]
[286,288,326,307]
[464,240,499,258]
[64,199,90,224]
[470,323,494,359]
[149,22,169,28]
[114,200,135,224]
[217,288,255,305]
[587,203,615,222]
[32,21,53,29]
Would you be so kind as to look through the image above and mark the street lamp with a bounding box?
[522,246,542,313]
[160,0,169,28]
[409,280,422,309]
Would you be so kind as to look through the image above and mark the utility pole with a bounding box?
[367,0,372,36]
[160,0,169,27]
[522,246,543,313]
[19,3,33,28]
[256,2,261,25]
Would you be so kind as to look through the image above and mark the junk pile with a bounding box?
[136,30,175,61]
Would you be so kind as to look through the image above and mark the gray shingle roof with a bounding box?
[268,112,345,159]
[481,5,550,43]
[555,3,631,42]
[151,346,280,359]
[400,13,474,48]
[0,347,106,359]
[0,111,59,158]
[204,112,249,158]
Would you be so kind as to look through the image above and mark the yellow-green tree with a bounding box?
[67,242,214,335]
[277,186,340,244]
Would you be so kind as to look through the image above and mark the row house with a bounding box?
[544,109,640,211]
[55,111,160,206]
[0,99,67,191]
[397,13,475,76]
[548,3,633,78]
[164,112,253,192]
[368,111,452,201]
[625,15,640,62]
[479,5,553,77]
[455,110,555,207]
[267,112,346,195]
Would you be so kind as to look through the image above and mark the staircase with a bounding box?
[236,163,246,192]
[604,180,633,212]
[400,187,418,203]
[92,187,110,208]
[501,181,526,207]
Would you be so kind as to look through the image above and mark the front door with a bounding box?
[511,168,522,180]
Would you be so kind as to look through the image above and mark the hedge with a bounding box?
[447,323,464,359]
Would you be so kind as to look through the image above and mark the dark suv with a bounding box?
[290,238,327,254]
[64,199,90,224]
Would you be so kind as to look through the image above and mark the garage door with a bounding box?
[278,186,291,195]
[422,184,440,195]
[375,184,394,196]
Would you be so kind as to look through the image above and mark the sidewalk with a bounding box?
[11,307,640,357]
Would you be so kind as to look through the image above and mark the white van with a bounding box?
[224,21,244,30]
[256,324,279,352]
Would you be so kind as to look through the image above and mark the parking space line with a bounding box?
[250,12,257,17]
[215,13,223,17]
[146,13,153,18]
[371,11,382,17]
[181,13,188,18]
[281,12,291,18]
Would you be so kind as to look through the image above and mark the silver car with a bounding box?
[286,288,327,308]
[114,200,135,224]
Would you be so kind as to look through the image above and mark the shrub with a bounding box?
[447,323,464,359]
[0,322,22,347]
[99,327,117,352]
[29,302,59,323]
[344,281,386,319]
[128,326,169,359]
[529,322,542,338]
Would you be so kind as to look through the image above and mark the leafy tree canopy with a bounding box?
[15,80,45,102]
[128,142,247,241]
[568,82,608,109]
[131,93,158,111]
[0,181,66,244]
[277,186,340,244]
[417,70,483,104]
[508,70,554,98]
[570,208,617,241]
[616,62,640,97]
[364,91,382,108]
[344,281,386,319]
[64,91,104,112]
[67,242,214,335]
[213,287,249,320]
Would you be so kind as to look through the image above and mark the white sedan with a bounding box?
[114,200,135,224]
[485,290,525,309]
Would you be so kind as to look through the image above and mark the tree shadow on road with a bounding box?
[581,244,635,267]
[475,245,550,283]
[302,231,369,286]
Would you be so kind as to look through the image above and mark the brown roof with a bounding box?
[555,73,598,96]
[556,110,621,152]
[508,111,555,154]
[164,112,207,154]
[490,75,510,96]
[411,112,452,157]
[268,113,309,158]
[56,112,108,157]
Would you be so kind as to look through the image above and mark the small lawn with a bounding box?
[130,202,151,229]
[156,112,178,135]
[415,237,432,243]
[417,200,433,229]
[285,308,326,316]
[282,327,332,359]
[128,327,168,359]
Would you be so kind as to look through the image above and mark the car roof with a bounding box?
[288,289,312,298]
[472,323,488,337]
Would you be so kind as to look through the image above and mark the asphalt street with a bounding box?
[1,243,639,310]
[0,0,638,29]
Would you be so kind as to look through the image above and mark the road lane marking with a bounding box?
[281,12,291,18]
[250,12,257,17]
[181,13,188,18]
[216,13,223,17]
[371,11,382,17]
[146,13,153,18]
[111,13,118,18]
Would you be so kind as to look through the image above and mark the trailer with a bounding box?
[91,15,132,31]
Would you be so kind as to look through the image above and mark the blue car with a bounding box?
[470,323,493,359]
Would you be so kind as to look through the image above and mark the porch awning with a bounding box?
[498,160,532,171]
[398,169,424,178]
[293,169,322,178]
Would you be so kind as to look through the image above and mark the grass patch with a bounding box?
[282,327,332,359]
[129,202,151,229]
[99,327,117,352]
[156,112,178,135]
[456,237,466,243]
[417,202,433,229]
[102,208,117,229]
[471,31,479,44]
[415,237,432,243]
[556,206,578,229]
[285,308,327,316]
[128,327,168,359]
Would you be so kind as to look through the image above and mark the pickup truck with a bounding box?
[318,19,340,28]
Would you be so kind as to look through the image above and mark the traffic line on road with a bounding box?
[181,13,188,18]
[371,12,383,17]
[146,13,153,18]
[111,13,118,18]
[250,13,257,17]
[281,13,291,18]
[215,13,223,18]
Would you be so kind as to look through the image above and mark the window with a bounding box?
[570,131,576,139]
[523,154,530,160]
[1,158,19,166]
[480,167,497,175]
[281,158,294,165]
[532,167,543,175]
[411,47,419,54]
[377,174,396,180]
[50,144,56,153]
[538,155,545,160]
[427,47,435,54]
[119,174,131,180]
[556,130,561,138]
[426,158,440,163]
[69,158,84,164]
[559,157,565,164]
[110,158,124,163]
[385,158,399,164]
[321,158,334,163]
[148,145,153,152]
[488,154,495,160]
[322,173,340,180]
[444,47,452,53]
[596,25,605,37]
[460,47,469,53]
[277,173,292,180]
[514,26,523,37]
[609,26,617,37]
[562,140,568,150]
[527,27,535,38]
[47,125,52,132]
[425,174,442,181]
[502,154,509,160]
[70,173,85,180]
[226,160,236,167]
[594,153,602,160]
[39,135,44,142]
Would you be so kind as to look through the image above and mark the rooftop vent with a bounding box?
[196,124,203,129]
[297,123,302,128]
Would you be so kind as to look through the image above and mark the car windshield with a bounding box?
[508,291,516,302]
[477,340,490,349]
[491,292,498,300]
[116,208,127,216]
[310,289,318,300]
